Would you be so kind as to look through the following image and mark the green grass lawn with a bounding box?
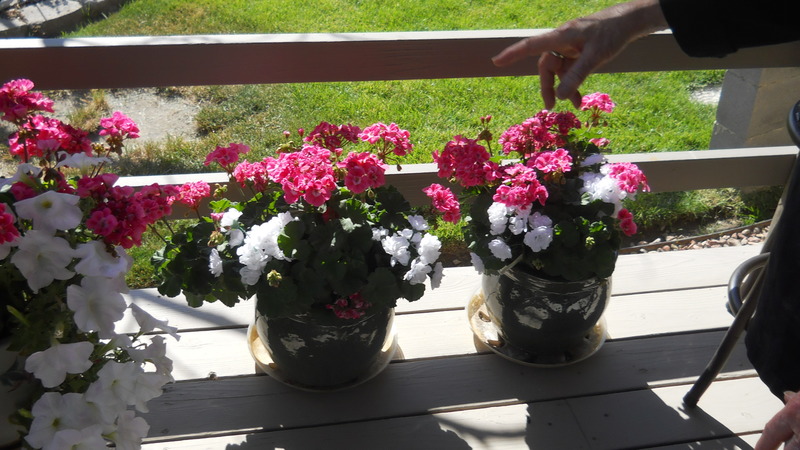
[60,0,778,288]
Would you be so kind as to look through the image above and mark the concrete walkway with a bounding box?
[0,0,128,37]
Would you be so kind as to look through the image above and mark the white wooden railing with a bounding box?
[1,30,798,213]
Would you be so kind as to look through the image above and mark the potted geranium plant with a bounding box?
[427,93,649,366]
[0,79,180,449]
[153,121,444,390]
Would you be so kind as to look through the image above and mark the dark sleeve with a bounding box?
[659,0,800,57]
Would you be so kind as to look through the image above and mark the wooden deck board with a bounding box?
[134,245,781,449]
[141,378,777,449]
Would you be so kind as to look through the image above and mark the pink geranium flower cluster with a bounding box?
[8,115,92,160]
[359,122,413,157]
[79,177,178,249]
[580,92,616,114]
[304,122,361,152]
[99,111,141,140]
[339,151,387,194]
[0,78,54,123]
[204,143,250,172]
[605,162,649,194]
[432,135,499,187]
[423,183,460,223]
[205,122,416,209]
[493,164,549,209]
[175,181,211,210]
[498,110,580,157]
[266,144,337,207]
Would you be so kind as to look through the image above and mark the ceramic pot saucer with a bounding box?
[246,323,398,392]
[467,291,607,367]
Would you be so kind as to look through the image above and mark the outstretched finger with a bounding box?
[538,52,561,110]
[493,32,562,67]
[555,54,597,108]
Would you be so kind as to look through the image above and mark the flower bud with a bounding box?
[267,270,282,287]
[208,230,225,246]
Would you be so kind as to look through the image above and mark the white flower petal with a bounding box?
[67,277,127,338]
[74,241,131,279]
[25,342,94,388]
[488,238,513,261]
[15,191,82,232]
[129,304,180,341]
[11,230,75,292]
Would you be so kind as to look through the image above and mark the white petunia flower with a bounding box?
[487,202,510,235]
[403,257,432,285]
[416,233,441,265]
[47,425,108,450]
[129,303,180,341]
[0,163,41,189]
[87,362,171,414]
[25,342,94,388]
[67,276,127,338]
[74,241,131,279]
[56,153,111,174]
[15,190,82,232]
[470,252,485,274]
[488,238,513,261]
[407,214,429,231]
[11,230,75,292]
[110,411,150,450]
[381,233,411,267]
[208,248,223,277]
[126,335,174,380]
[26,393,102,449]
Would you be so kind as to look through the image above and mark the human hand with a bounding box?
[491,0,668,109]
[757,391,800,450]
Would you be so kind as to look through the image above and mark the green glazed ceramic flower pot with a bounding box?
[254,306,395,391]
[482,262,610,363]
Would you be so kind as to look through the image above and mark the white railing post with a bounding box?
[711,68,800,149]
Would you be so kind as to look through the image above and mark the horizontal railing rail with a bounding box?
[1,29,798,219]
[1,30,799,89]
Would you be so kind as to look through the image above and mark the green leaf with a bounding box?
[360,268,402,307]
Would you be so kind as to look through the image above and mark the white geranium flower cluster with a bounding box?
[473,202,555,268]
[378,215,444,288]
[579,158,629,216]
[234,212,295,285]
